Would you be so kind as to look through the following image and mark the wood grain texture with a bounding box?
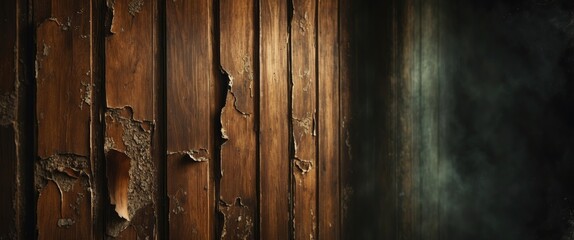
[317,0,340,238]
[104,0,159,238]
[105,0,156,121]
[219,0,257,238]
[36,0,92,159]
[259,0,290,238]
[0,0,18,238]
[35,0,93,238]
[166,0,214,239]
[290,0,318,238]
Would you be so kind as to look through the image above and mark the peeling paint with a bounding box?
[220,68,252,116]
[168,149,209,162]
[107,0,117,34]
[128,0,144,16]
[219,198,254,240]
[293,115,314,136]
[104,107,155,225]
[57,218,75,228]
[294,158,313,174]
[35,154,89,193]
[79,82,92,110]
[0,91,16,125]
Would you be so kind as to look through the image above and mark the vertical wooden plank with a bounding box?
[290,0,318,239]
[103,0,159,238]
[34,0,93,238]
[259,0,290,238]
[317,0,340,238]
[166,0,214,239]
[0,1,18,238]
[218,0,257,239]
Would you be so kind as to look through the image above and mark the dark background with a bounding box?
[346,0,574,239]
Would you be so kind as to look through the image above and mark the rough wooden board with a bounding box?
[104,0,159,238]
[34,0,93,238]
[290,0,318,238]
[218,0,257,238]
[166,0,214,239]
[259,0,290,238]
[317,0,340,238]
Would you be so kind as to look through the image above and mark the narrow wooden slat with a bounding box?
[35,0,93,238]
[218,0,257,238]
[104,0,159,238]
[259,0,290,238]
[0,0,18,238]
[166,0,214,239]
[317,0,340,238]
[290,0,318,238]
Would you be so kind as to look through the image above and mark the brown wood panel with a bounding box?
[35,0,93,238]
[104,0,159,238]
[0,0,18,238]
[166,0,214,239]
[105,0,155,121]
[317,0,340,238]
[259,0,290,238]
[218,0,257,238]
[35,0,92,159]
[290,0,318,238]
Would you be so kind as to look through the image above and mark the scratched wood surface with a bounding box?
[290,0,318,238]
[166,0,214,239]
[259,0,291,238]
[104,0,159,238]
[318,0,340,238]
[218,0,257,239]
[34,0,93,239]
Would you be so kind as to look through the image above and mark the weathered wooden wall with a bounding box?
[0,0,441,239]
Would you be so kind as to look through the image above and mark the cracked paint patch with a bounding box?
[35,154,90,193]
[104,107,155,235]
